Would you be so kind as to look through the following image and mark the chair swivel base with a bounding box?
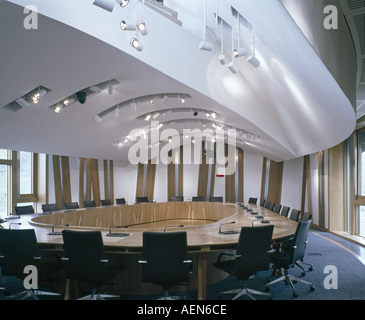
[157,290,185,300]
[266,271,315,298]
[6,288,61,300]
[219,287,271,300]
[77,288,120,300]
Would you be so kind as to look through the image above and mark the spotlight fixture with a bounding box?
[131,100,137,111]
[177,95,185,103]
[93,0,114,12]
[233,48,247,58]
[54,104,63,114]
[227,62,238,74]
[89,85,102,93]
[247,55,260,68]
[193,111,199,116]
[144,114,152,121]
[205,112,211,118]
[76,91,87,104]
[15,97,29,109]
[152,112,160,119]
[120,20,136,31]
[168,137,172,143]
[136,20,148,36]
[199,41,213,51]
[162,95,169,104]
[130,38,143,52]
[211,112,217,119]
[32,88,47,104]
[115,0,129,7]
[63,98,75,106]
[218,18,226,65]
[115,106,122,117]
[198,121,207,127]
[163,110,172,116]
[199,0,213,51]
[106,82,114,95]
[218,54,226,65]
[93,115,102,123]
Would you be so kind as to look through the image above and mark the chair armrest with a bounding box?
[267,247,276,254]
[216,253,236,263]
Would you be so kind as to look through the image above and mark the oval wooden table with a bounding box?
[10,202,298,300]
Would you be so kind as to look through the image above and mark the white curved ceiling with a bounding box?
[0,0,356,163]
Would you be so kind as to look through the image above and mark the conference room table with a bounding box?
[4,202,298,300]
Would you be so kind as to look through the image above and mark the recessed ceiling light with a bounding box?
[63,98,75,106]
[54,104,63,114]
[211,112,217,119]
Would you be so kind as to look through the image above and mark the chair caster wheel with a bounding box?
[301,272,306,277]
[310,286,315,292]
[293,292,298,298]
[265,287,270,292]
[309,267,313,271]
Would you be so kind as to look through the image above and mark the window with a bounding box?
[19,151,33,194]
[359,206,365,237]
[0,149,8,159]
[359,131,365,196]
[0,165,8,217]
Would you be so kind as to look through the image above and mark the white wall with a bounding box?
[113,162,138,205]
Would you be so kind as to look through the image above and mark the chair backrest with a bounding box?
[100,199,112,206]
[285,220,311,264]
[234,225,274,276]
[192,196,205,202]
[115,198,126,205]
[248,197,257,204]
[171,196,184,202]
[210,196,223,203]
[260,199,266,207]
[42,203,59,213]
[281,206,290,217]
[289,209,301,222]
[84,200,96,208]
[15,205,34,215]
[267,202,275,211]
[264,200,272,209]
[302,212,313,221]
[273,204,282,214]
[65,202,79,209]
[0,229,40,278]
[62,230,108,281]
[141,232,190,285]
[136,197,149,203]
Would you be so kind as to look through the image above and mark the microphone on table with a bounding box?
[164,225,184,233]
[106,225,129,237]
[9,223,21,229]
[48,224,69,235]
[218,221,239,234]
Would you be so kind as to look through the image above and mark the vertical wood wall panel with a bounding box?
[61,156,71,204]
[92,159,101,206]
[136,163,144,200]
[260,158,267,201]
[52,155,63,210]
[104,160,109,200]
[198,142,209,199]
[145,160,156,202]
[109,160,114,203]
[79,158,84,208]
[238,148,244,203]
[267,160,284,205]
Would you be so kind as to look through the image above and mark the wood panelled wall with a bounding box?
[260,157,284,206]
[136,160,156,202]
[167,147,184,201]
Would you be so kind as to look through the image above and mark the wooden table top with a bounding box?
[2,202,298,252]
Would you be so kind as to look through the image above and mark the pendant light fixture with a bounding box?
[199,0,213,51]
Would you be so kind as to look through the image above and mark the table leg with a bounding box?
[197,252,207,300]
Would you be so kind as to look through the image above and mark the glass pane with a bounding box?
[0,165,8,217]
[359,131,365,196]
[0,149,8,159]
[359,206,365,237]
[20,151,32,194]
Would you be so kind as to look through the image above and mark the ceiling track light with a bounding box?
[54,104,63,114]
[177,95,185,103]
[247,29,260,68]
[89,85,102,93]
[120,20,136,31]
[144,114,152,121]
[106,81,114,95]
[211,112,217,119]
[115,106,122,118]
[199,0,213,51]
[131,100,137,111]
[233,48,247,58]
[163,110,172,116]
[136,20,148,36]
[162,95,169,104]
[152,112,160,119]
[93,115,102,123]
[32,88,47,104]
[115,0,129,7]
[93,0,114,12]
[63,98,75,106]
[130,38,143,51]
[232,14,247,59]
[15,97,29,109]
[218,18,226,65]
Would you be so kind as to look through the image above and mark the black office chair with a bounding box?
[248,197,257,205]
[210,196,223,202]
[213,225,274,300]
[297,212,313,274]
[62,230,124,300]
[171,196,184,202]
[136,197,149,203]
[15,205,34,215]
[42,203,59,213]
[273,204,282,214]
[65,202,79,210]
[192,196,205,202]
[280,206,290,217]
[139,231,192,300]
[84,200,96,208]
[0,229,61,300]
[260,199,266,207]
[115,198,126,205]
[264,200,272,209]
[267,202,275,211]
[289,209,301,222]
[301,212,313,221]
[100,199,112,206]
